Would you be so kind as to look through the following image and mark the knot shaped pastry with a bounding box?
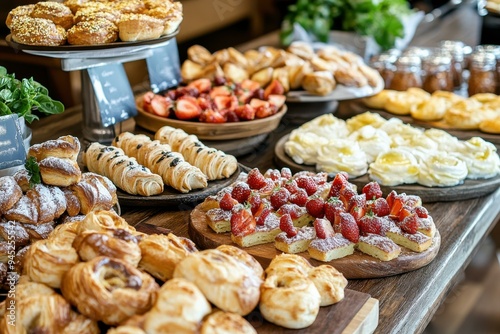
[173,248,262,316]
[138,233,197,281]
[143,278,212,333]
[61,256,159,325]
[73,228,141,266]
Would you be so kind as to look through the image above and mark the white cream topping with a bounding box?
[368,148,420,186]
[315,139,368,178]
[423,128,460,151]
[284,130,329,165]
[453,137,500,179]
[348,125,392,163]
[417,153,468,187]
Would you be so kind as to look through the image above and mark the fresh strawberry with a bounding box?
[414,206,428,218]
[314,218,335,239]
[255,104,276,118]
[264,79,285,99]
[237,90,254,105]
[324,197,345,224]
[386,190,397,208]
[281,168,292,180]
[339,187,356,209]
[247,192,263,215]
[256,207,271,226]
[284,179,299,194]
[328,172,349,198]
[399,213,419,234]
[398,205,413,222]
[231,182,251,203]
[209,85,232,99]
[267,94,286,110]
[405,195,422,209]
[196,96,212,110]
[349,194,366,222]
[306,197,325,218]
[219,193,238,211]
[199,109,226,123]
[358,212,383,235]
[362,181,383,200]
[277,203,302,220]
[225,110,240,122]
[389,194,406,219]
[230,207,256,237]
[187,78,211,93]
[339,212,359,243]
[240,79,261,92]
[176,86,199,98]
[249,98,270,110]
[143,92,172,117]
[270,187,290,210]
[213,95,238,112]
[366,197,390,217]
[264,169,281,181]
[296,176,317,196]
[234,104,256,120]
[175,96,202,120]
[279,214,298,237]
[289,188,308,207]
[247,168,267,190]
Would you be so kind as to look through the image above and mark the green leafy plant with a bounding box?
[25,156,41,188]
[280,0,413,51]
[0,66,65,123]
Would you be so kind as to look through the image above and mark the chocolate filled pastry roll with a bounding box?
[24,235,79,288]
[0,176,22,214]
[143,278,211,334]
[82,142,164,197]
[39,156,82,187]
[112,132,207,193]
[138,233,197,281]
[155,126,238,180]
[61,256,159,325]
[10,16,67,46]
[73,229,141,267]
[28,135,81,162]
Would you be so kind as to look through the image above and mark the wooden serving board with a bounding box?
[274,134,500,203]
[135,221,379,334]
[188,206,441,279]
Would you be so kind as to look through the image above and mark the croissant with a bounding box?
[0,176,22,214]
[138,233,198,281]
[69,172,116,214]
[112,132,207,193]
[61,256,159,325]
[82,142,164,196]
[0,221,30,248]
[154,126,238,180]
[26,184,67,224]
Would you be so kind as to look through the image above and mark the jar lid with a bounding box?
[471,51,496,67]
[439,40,465,60]
[396,55,421,67]
[424,55,452,66]
[474,44,500,59]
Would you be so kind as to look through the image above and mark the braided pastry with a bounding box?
[112,132,207,193]
[154,126,238,180]
[82,142,164,196]
[61,256,159,325]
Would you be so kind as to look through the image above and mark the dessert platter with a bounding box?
[189,168,441,279]
[274,112,500,203]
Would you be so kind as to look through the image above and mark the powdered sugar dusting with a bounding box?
[276,226,315,243]
[359,233,399,252]
[309,233,353,252]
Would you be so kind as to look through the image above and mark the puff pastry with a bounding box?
[28,135,81,162]
[479,115,500,134]
[82,142,164,196]
[308,265,347,306]
[112,132,207,193]
[69,172,116,214]
[0,176,22,214]
[200,310,257,334]
[155,126,238,180]
[61,256,159,325]
[77,210,136,235]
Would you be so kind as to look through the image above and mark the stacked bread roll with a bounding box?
[0,135,118,290]
[7,0,183,46]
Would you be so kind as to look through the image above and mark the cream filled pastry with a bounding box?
[297,114,349,139]
[423,128,460,152]
[315,139,368,178]
[453,137,500,179]
[284,131,329,165]
[417,154,468,187]
[379,118,423,142]
[368,148,420,186]
[345,111,387,133]
[348,125,391,163]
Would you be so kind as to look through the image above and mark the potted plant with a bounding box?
[280,0,416,52]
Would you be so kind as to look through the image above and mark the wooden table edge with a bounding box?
[342,297,379,334]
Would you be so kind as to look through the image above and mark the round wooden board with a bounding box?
[134,95,287,140]
[188,205,441,279]
[274,134,500,203]
[117,165,241,207]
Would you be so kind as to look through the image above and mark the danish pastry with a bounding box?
[30,1,74,30]
[112,132,207,193]
[200,310,257,334]
[70,172,116,214]
[82,142,164,196]
[155,126,238,180]
[0,176,22,214]
[39,157,82,187]
[61,256,159,325]
[77,210,135,235]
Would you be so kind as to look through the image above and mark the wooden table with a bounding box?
[27,4,500,334]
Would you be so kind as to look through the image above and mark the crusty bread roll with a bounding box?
[0,176,22,214]
[73,6,121,24]
[10,16,67,46]
[39,157,82,187]
[117,13,164,41]
[5,4,34,29]
[67,18,118,45]
[30,1,74,30]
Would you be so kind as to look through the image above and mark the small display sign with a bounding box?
[0,114,26,169]
[146,38,181,93]
[87,64,137,127]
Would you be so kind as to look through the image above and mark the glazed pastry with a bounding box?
[39,157,82,187]
[200,310,257,334]
[30,1,74,30]
[67,18,119,45]
[69,172,116,214]
[77,210,135,235]
[28,135,81,162]
[173,248,262,316]
[143,278,212,334]
[0,176,22,214]
[117,13,164,41]
[138,233,197,281]
[61,256,159,325]
[112,132,207,193]
[82,142,164,196]
[155,126,238,180]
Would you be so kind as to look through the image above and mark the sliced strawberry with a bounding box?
[219,193,238,211]
[389,194,406,219]
[399,213,419,234]
[196,96,212,110]
[281,168,292,180]
[366,197,390,217]
[256,207,271,226]
[187,78,212,93]
[314,218,335,239]
[284,179,299,194]
[349,194,366,223]
[339,212,359,243]
[415,206,428,218]
[398,205,413,222]
[143,93,172,117]
[199,109,226,123]
[209,85,232,99]
[280,214,298,237]
[249,98,270,109]
[248,191,263,216]
[230,207,256,237]
[270,187,290,210]
[255,104,277,118]
[237,90,254,105]
[339,187,356,209]
[267,94,286,110]
[358,212,383,235]
[231,182,251,203]
[306,197,325,218]
[240,79,261,91]
[386,190,397,208]
[247,168,267,190]
[234,104,256,121]
[277,203,302,220]
[324,197,345,224]
[328,172,350,198]
[289,188,308,207]
[264,79,285,99]
[175,96,202,120]
[213,95,238,113]
[258,178,276,197]
[362,181,383,200]
[296,176,317,196]
[225,110,240,122]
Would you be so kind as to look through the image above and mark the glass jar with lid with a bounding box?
[468,51,497,96]
[440,40,465,89]
[370,52,397,88]
[389,55,422,91]
[422,54,453,93]
[475,45,500,94]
